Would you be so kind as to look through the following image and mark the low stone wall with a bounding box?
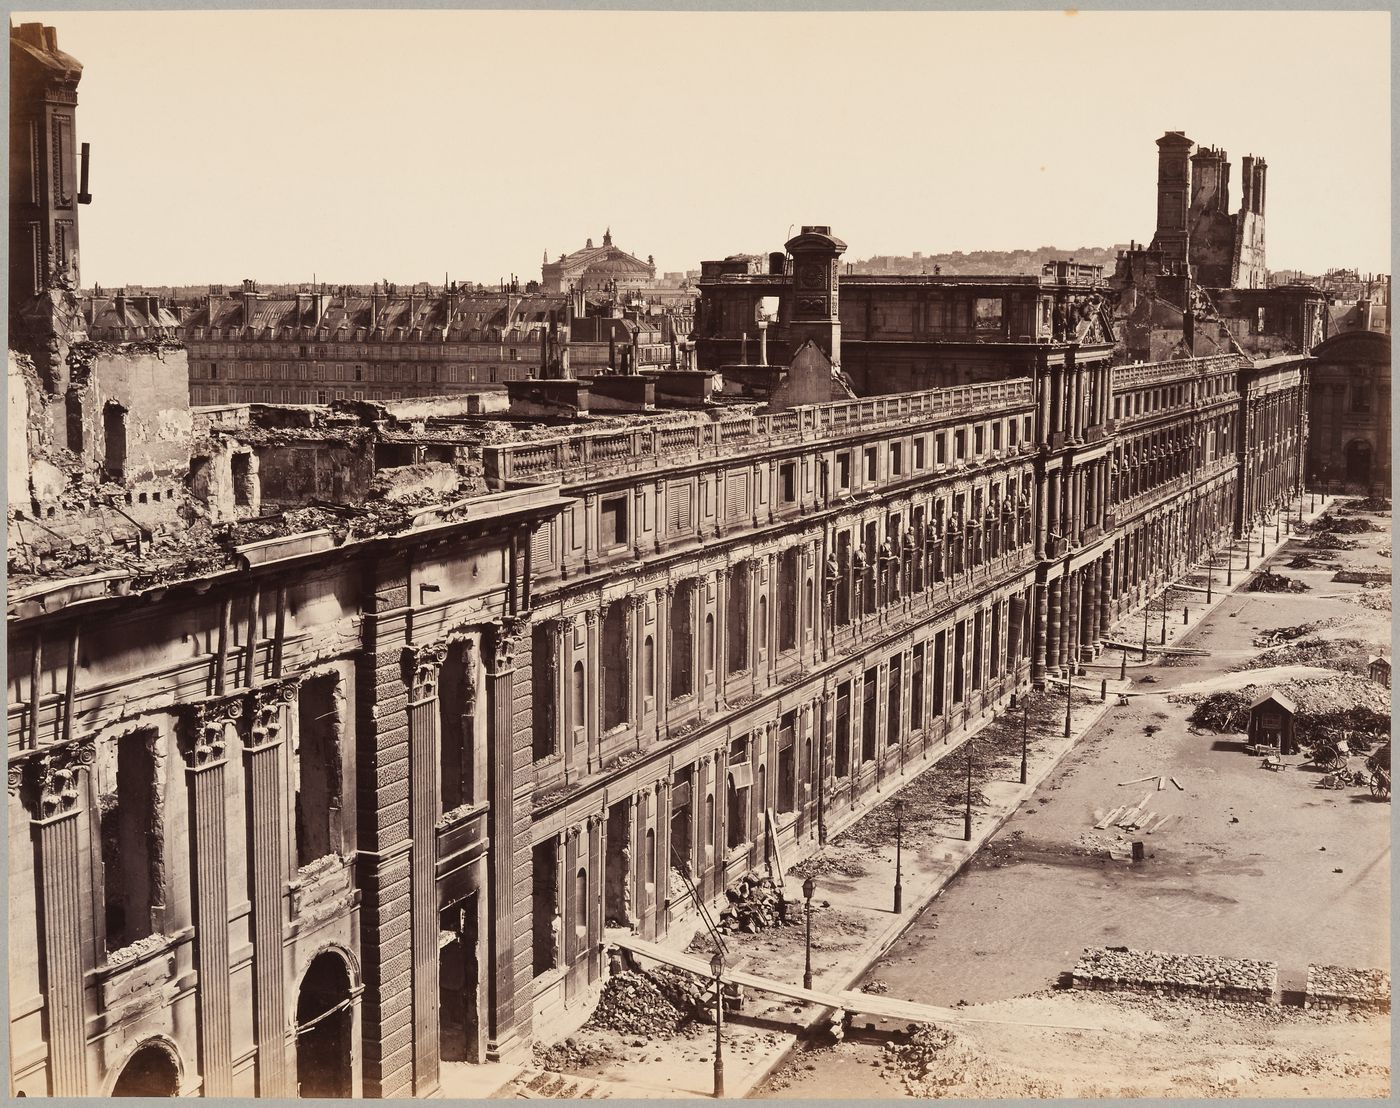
[1071,947,1278,1005]
[1304,965,1391,1013]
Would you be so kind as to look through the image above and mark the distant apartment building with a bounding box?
[76,283,695,406]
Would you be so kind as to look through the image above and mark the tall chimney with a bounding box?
[1240,155,1255,213]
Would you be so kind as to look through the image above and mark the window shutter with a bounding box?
[531,521,552,565]
[668,482,694,532]
[725,473,749,522]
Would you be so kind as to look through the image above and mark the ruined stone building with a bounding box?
[695,232,1115,391]
[4,26,1317,1097]
[1111,132,1327,363]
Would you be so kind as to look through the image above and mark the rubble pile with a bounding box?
[1189,690,1253,733]
[1239,636,1372,677]
[1313,515,1377,535]
[1304,531,1358,551]
[1332,569,1390,585]
[1248,570,1309,594]
[1252,624,1316,648]
[1352,589,1391,612]
[1072,947,1278,1004]
[583,970,690,1037]
[1346,496,1392,513]
[1305,965,1391,1013]
[718,872,791,933]
[890,1025,1062,1098]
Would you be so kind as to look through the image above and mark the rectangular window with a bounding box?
[936,433,947,464]
[667,481,695,532]
[600,495,628,549]
[992,423,1002,450]
[911,642,926,731]
[296,674,342,868]
[890,442,904,476]
[974,426,985,455]
[914,436,927,470]
[779,461,798,504]
[864,447,878,483]
[836,451,852,491]
[725,472,750,522]
[100,728,162,953]
[955,430,966,459]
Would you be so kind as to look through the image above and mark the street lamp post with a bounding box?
[963,744,974,842]
[1120,645,1128,681]
[802,876,816,990]
[1141,597,1151,662]
[1020,697,1029,785]
[1160,591,1169,645]
[893,799,904,913]
[1205,546,1213,603]
[710,952,725,1098]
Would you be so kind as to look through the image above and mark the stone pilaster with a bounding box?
[179,697,243,1098]
[404,641,447,1095]
[244,677,299,1098]
[19,741,95,1097]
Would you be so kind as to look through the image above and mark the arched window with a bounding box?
[644,636,655,698]
[758,596,768,653]
[704,614,715,673]
[645,828,656,892]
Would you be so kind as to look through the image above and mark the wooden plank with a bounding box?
[1157,776,1166,791]
[1170,777,1185,791]
[1093,806,1124,830]
[1114,806,1141,828]
[1117,776,1156,787]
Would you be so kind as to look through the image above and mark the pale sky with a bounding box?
[18,8,1392,286]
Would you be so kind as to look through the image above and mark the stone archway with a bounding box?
[296,951,354,1098]
[110,1041,180,1097]
[1345,439,1374,488]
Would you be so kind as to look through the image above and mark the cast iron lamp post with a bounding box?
[963,744,974,841]
[1020,696,1030,784]
[893,799,904,913]
[710,951,725,1098]
[802,876,816,990]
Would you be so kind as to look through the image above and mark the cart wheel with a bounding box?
[1372,772,1392,800]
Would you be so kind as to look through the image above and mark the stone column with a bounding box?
[405,642,448,1095]
[585,609,600,772]
[486,618,530,1061]
[1047,470,1061,543]
[20,741,95,1097]
[245,678,298,1098]
[1098,557,1112,640]
[1049,364,1063,436]
[1082,566,1099,657]
[1045,578,1062,673]
[180,699,243,1098]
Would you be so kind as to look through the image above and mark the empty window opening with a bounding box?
[861,668,878,762]
[669,582,695,699]
[601,601,630,731]
[891,442,904,476]
[103,402,128,482]
[644,636,655,699]
[532,624,557,761]
[231,452,254,508]
[953,621,967,703]
[670,768,694,885]
[933,629,947,717]
[295,673,342,868]
[704,614,715,674]
[605,801,632,926]
[836,452,852,491]
[778,547,800,653]
[911,643,926,731]
[972,611,985,693]
[600,495,629,549]
[887,655,903,746]
[375,441,414,468]
[111,1043,180,1098]
[777,739,796,814]
[780,461,797,504]
[532,841,560,976]
[990,604,1002,679]
[726,563,751,675]
[864,447,878,483]
[441,641,478,813]
[65,390,84,454]
[100,728,163,953]
[835,683,852,779]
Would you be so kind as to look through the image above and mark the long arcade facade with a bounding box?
[6,348,1307,1098]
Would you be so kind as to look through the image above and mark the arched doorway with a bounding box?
[1346,439,1373,488]
[111,1042,179,1097]
[296,952,353,1098]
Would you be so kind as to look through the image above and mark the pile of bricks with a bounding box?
[1304,965,1391,1013]
[1071,947,1278,1004]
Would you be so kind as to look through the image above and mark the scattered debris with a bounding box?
[1313,515,1377,535]
[1248,571,1309,594]
[1072,947,1278,1004]
[719,872,791,934]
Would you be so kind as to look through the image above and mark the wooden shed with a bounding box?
[1248,691,1298,755]
[1368,656,1391,689]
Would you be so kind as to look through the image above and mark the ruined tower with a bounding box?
[783,225,847,367]
[1149,131,1194,272]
